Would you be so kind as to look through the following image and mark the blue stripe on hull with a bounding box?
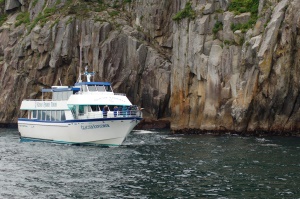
[20,137,119,147]
[18,117,142,123]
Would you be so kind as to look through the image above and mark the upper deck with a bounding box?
[20,81,131,110]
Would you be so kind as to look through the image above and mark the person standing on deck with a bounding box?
[113,106,118,117]
[103,105,109,117]
[122,106,126,117]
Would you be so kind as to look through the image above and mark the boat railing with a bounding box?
[77,110,142,119]
[23,99,52,101]
[114,93,126,96]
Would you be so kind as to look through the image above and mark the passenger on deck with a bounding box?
[113,106,118,117]
[127,106,132,117]
[118,106,122,116]
[122,106,126,117]
[103,105,109,117]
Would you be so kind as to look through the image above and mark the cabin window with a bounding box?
[82,85,88,92]
[55,93,62,101]
[90,105,101,111]
[88,85,97,91]
[34,110,65,121]
[37,110,42,120]
[31,110,37,119]
[61,111,66,120]
[56,111,61,121]
[51,111,56,121]
[62,91,72,100]
[105,86,111,92]
[69,105,76,118]
[41,111,46,120]
[53,93,58,101]
[46,111,51,121]
[79,105,84,115]
[96,86,105,91]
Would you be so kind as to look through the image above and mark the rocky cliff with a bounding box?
[0,0,300,133]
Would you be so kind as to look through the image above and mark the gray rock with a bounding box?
[5,0,21,10]
[233,13,251,25]
[257,0,288,83]
[223,12,234,41]
[203,3,215,15]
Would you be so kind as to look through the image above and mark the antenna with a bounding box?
[84,65,95,82]
[77,24,83,83]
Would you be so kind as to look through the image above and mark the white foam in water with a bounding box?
[260,143,280,147]
[165,136,182,140]
[256,138,271,143]
[132,130,158,134]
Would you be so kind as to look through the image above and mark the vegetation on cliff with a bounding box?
[172,2,196,21]
[229,0,259,32]
[0,14,6,26]
[6,0,133,33]
[0,0,6,26]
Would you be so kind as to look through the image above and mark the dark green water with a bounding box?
[0,128,299,198]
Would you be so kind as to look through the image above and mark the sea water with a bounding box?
[0,128,300,198]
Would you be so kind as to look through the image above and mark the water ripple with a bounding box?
[0,129,300,198]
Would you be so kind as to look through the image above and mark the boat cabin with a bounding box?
[20,82,142,122]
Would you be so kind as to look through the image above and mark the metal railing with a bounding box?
[23,99,52,101]
[114,93,126,96]
[76,110,142,119]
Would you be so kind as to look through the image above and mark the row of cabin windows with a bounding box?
[52,91,73,101]
[76,105,138,114]
[50,86,112,101]
[31,110,66,121]
[86,85,111,92]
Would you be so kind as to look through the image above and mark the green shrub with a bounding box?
[29,12,43,31]
[224,40,231,45]
[93,2,107,12]
[44,7,56,16]
[0,14,7,26]
[229,0,259,32]
[108,10,119,17]
[66,17,73,25]
[112,2,121,8]
[229,0,259,15]
[15,12,30,27]
[213,21,223,34]
[68,3,89,17]
[32,0,38,7]
[50,19,59,29]
[173,2,196,21]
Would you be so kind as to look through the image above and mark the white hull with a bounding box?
[18,118,141,146]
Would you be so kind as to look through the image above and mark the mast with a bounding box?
[77,23,82,83]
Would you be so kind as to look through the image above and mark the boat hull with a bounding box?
[18,117,141,146]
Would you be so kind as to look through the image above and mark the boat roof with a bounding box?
[41,82,112,93]
[75,82,111,86]
[42,87,80,93]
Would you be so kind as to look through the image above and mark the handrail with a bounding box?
[76,110,143,119]
[114,93,126,96]
[23,99,52,101]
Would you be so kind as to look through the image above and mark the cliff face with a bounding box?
[169,0,300,132]
[0,0,300,133]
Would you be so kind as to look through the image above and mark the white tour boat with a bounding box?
[18,69,143,146]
